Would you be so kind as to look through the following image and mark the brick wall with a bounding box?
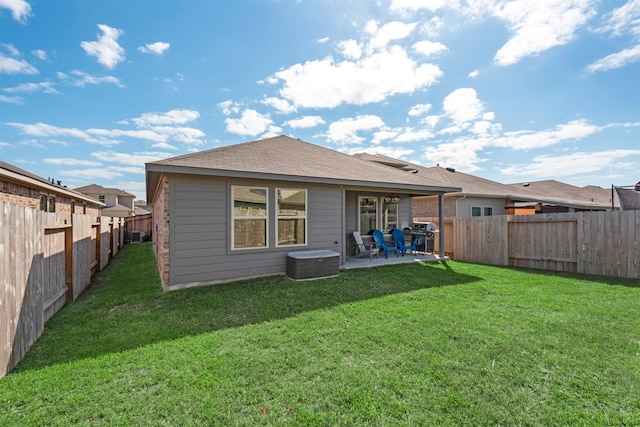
[152,176,170,286]
[1,179,101,223]
[413,195,457,218]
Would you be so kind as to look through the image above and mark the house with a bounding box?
[0,160,103,222]
[353,154,541,217]
[354,154,620,217]
[507,180,620,213]
[145,135,460,289]
[74,184,136,218]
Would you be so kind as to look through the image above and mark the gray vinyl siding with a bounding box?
[168,174,343,287]
[344,190,413,256]
[455,197,505,217]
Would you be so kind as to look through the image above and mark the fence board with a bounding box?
[415,210,639,279]
[1,201,125,378]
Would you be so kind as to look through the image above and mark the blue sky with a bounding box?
[1,0,639,200]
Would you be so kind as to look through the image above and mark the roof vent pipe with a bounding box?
[446,167,455,173]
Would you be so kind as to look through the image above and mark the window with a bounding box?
[48,196,55,212]
[381,197,399,233]
[232,186,268,249]
[277,189,307,246]
[40,195,46,211]
[99,195,105,203]
[358,197,378,235]
[472,206,493,217]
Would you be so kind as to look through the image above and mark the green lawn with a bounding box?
[1,243,639,426]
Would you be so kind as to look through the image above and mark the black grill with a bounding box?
[412,222,437,253]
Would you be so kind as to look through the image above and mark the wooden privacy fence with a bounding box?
[0,201,125,378]
[416,210,639,279]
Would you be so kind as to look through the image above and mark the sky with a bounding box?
[1,0,639,201]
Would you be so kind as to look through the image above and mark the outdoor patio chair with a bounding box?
[352,231,380,260]
[392,228,417,256]
[372,230,399,258]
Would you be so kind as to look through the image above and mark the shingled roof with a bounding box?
[146,136,461,201]
[355,153,619,210]
[353,154,538,201]
[0,160,104,206]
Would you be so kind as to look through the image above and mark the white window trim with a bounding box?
[231,185,269,250]
[275,188,308,248]
[358,196,379,234]
[471,206,493,217]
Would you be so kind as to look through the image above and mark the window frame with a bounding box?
[381,197,399,233]
[358,196,378,235]
[231,185,269,250]
[275,188,308,248]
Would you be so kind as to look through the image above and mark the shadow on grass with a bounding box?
[14,243,481,372]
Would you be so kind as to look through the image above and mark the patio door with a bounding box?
[358,197,377,235]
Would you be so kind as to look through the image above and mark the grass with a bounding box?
[1,243,638,426]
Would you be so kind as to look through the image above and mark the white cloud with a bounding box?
[7,122,89,139]
[586,43,640,73]
[87,128,167,143]
[59,168,124,180]
[261,96,296,114]
[283,116,325,129]
[225,109,274,136]
[443,87,484,124]
[138,41,170,55]
[408,103,432,117]
[389,0,451,14]
[148,126,205,145]
[57,70,124,88]
[80,24,126,69]
[395,128,435,142]
[337,39,362,60]
[368,21,418,51]
[422,137,488,171]
[3,81,59,94]
[0,54,37,74]
[492,119,600,149]
[501,149,640,178]
[596,0,640,37]
[275,46,442,108]
[468,70,479,78]
[31,49,47,60]
[91,150,173,165]
[326,115,384,144]
[217,99,241,116]
[371,130,400,144]
[412,40,448,57]
[419,17,445,37]
[0,94,23,104]
[318,36,330,43]
[492,0,596,66]
[43,158,102,167]
[130,109,200,127]
[421,115,440,128]
[152,142,178,150]
[0,0,32,23]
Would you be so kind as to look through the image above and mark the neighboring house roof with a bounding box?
[356,154,619,210]
[74,184,135,198]
[146,136,461,202]
[353,155,538,201]
[134,206,152,215]
[0,160,104,206]
[508,180,619,210]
